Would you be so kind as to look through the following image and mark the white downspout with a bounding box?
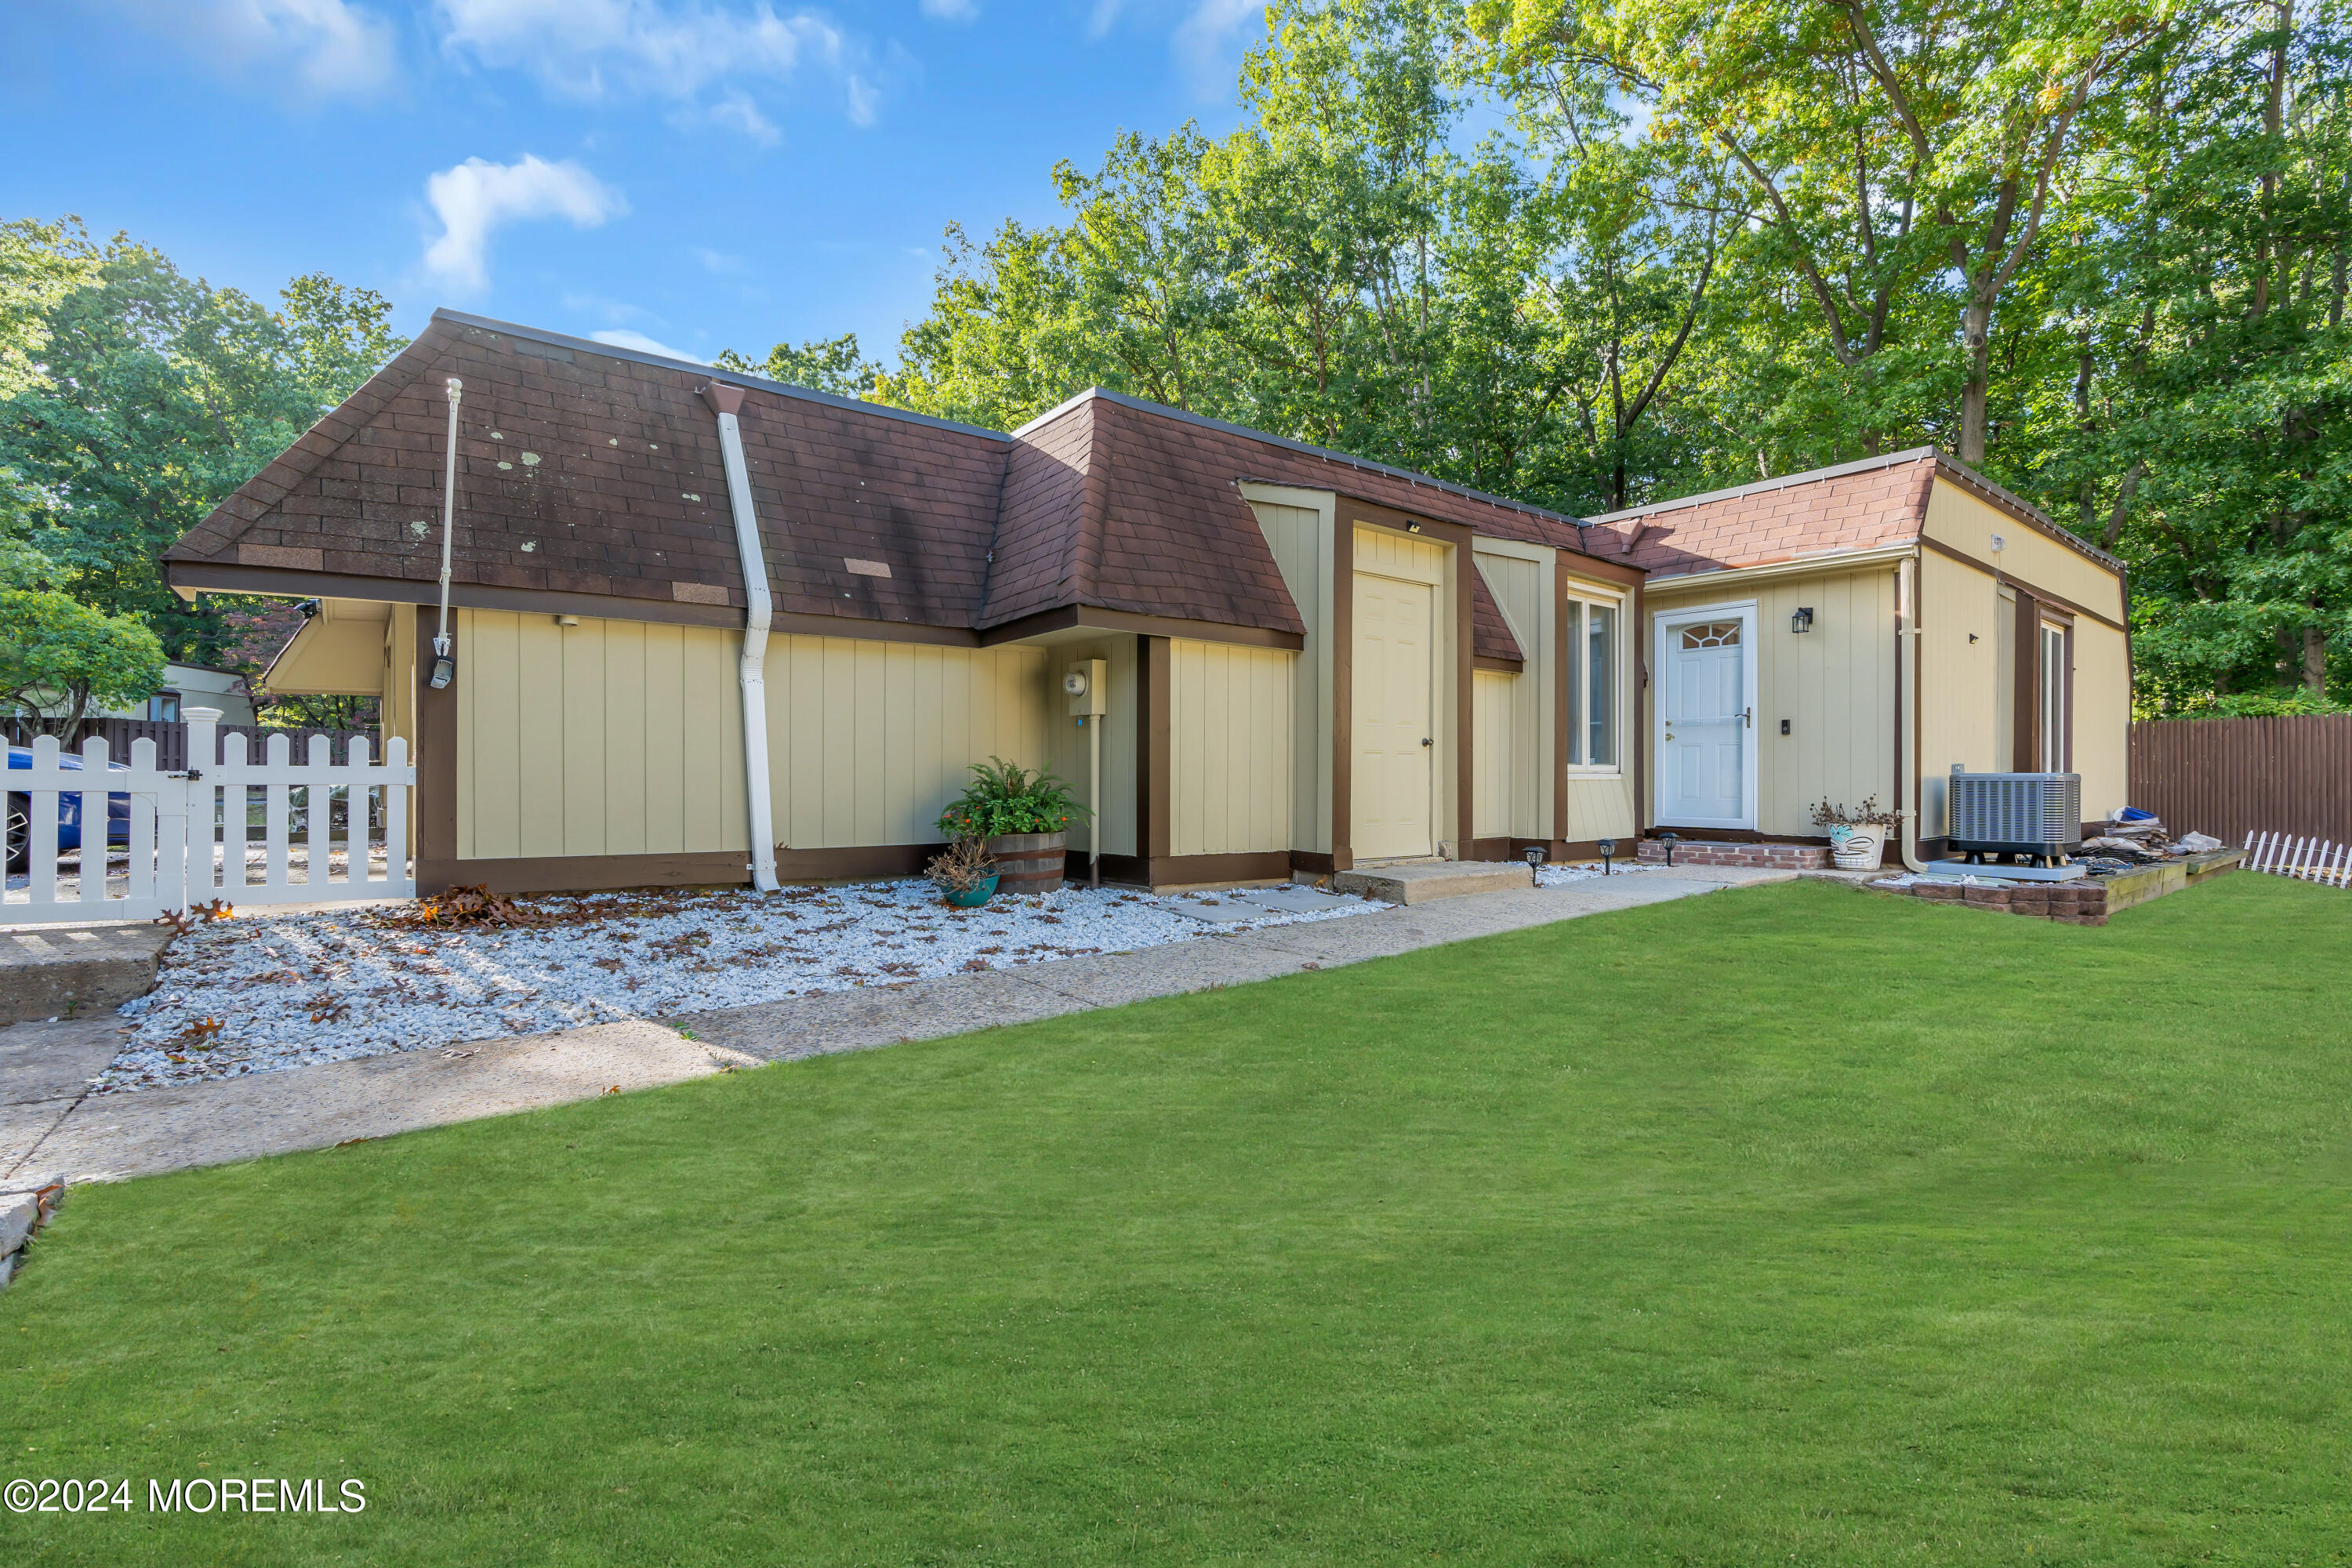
[702,382,780,894]
[1897,551,1929,873]
[428,378,461,689]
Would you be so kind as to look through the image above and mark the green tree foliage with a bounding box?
[877,0,2347,710]
[0,586,166,742]
[713,332,884,398]
[0,224,404,664]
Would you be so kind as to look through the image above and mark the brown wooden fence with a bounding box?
[5,717,379,772]
[2128,714,2352,847]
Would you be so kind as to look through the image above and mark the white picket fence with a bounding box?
[2244,830,2352,888]
[5,709,413,924]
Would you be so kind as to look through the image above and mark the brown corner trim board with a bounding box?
[1141,851,1294,889]
[417,851,754,897]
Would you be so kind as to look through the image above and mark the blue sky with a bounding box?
[0,1,1270,366]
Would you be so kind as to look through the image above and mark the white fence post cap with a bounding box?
[183,706,223,722]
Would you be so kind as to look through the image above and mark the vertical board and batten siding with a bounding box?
[1646,565,1896,837]
[1041,635,1139,858]
[1473,547,1553,841]
[1917,552,1999,837]
[1922,481,2124,622]
[1244,489,1338,855]
[2129,714,2352,847]
[1167,639,1295,857]
[457,609,746,860]
[1918,546,2129,831]
[1471,670,1515,838]
[765,634,1054,850]
[1561,568,1638,847]
[1352,524,1458,855]
[2070,619,2132,819]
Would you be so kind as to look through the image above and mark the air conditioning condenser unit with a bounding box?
[1947,765,2082,866]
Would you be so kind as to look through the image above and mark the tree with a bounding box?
[0,227,404,662]
[0,587,165,742]
[713,332,884,399]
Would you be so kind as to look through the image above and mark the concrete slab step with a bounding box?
[0,924,174,1024]
[1333,860,1533,905]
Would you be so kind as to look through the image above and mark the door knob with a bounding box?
[1420,737,1433,747]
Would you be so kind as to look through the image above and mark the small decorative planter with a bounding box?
[1830,824,1888,870]
[943,872,1000,909]
[986,832,1066,896]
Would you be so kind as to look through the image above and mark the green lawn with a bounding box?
[5,874,2350,1565]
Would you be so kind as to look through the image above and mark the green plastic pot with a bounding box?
[943,872,1000,909]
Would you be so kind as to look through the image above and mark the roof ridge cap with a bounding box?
[1068,397,1112,606]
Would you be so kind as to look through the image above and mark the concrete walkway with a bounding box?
[0,866,1791,1183]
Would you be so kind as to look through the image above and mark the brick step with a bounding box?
[1637,840,1829,871]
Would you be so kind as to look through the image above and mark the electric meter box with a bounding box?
[1065,659,1108,717]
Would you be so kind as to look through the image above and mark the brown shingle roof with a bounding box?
[168,313,1626,642]
[1471,575,1523,665]
[1595,454,1938,577]
[1587,448,2122,579]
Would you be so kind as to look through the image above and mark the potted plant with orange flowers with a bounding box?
[936,757,1092,897]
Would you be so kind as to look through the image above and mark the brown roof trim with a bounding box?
[1011,387,1609,557]
[1473,655,1526,674]
[170,560,989,644]
[165,561,748,630]
[978,604,1305,651]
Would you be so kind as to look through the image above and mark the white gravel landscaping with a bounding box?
[102,879,1382,1093]
[1533,860,1665,888]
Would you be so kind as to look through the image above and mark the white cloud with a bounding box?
[118,0,397,100]
[434,0,877,135]
[695,247,747,274]
[919,0,977,20]
[421,154,627,292]
[1084,0,1121,41]
[591,328,705,363]
[1173,0,1259,94]
[706,91,781,144]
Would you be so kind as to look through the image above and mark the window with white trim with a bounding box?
[1566,596,1621,768]
[2038,622,2068,772]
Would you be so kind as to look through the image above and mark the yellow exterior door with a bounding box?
[1352,572,1436,859]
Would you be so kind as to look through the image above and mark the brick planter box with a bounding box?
[1638,839,1828,871]
[1878,848,2242,926]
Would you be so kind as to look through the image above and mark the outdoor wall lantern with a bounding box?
[1791,606,1815,633]
[1405,520,1423,533]
[1596,837,1617,875]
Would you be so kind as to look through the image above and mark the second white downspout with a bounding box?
[1897,551,1929,873]
[702,381,780,893]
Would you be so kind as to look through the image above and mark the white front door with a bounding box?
[1353,572,1436,859]
[1657,607,1754,829]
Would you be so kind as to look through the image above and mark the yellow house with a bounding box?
[1599,451,2130,866]
[163,314,2125,893]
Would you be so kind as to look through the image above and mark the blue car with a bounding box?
[6,744,132,874]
